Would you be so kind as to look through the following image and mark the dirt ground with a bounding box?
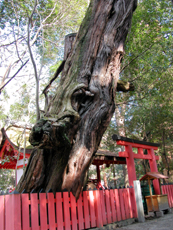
[116,213,173,230]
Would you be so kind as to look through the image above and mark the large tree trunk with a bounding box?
[16,0,137,199]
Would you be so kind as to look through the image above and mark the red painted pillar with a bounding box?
[125,145,137,187]
[96,165,101,183]
[148,148,160,194]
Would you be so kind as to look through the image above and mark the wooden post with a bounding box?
[159,179,162,195]
[96,165,101,183]
[133,180,145,222]
[148,178,154,212]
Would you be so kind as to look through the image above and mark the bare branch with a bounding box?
[0,36,26,48]
[27,0,40,121]
[120,43,155,73]
[0,59,29,93]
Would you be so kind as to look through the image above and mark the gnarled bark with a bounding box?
[16,0,137,199]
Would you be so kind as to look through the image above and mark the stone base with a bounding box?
[148,211,155,217]
[155,211,164,217]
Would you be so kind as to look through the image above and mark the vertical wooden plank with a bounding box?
[83,191,90,229]
[109,189,116,223]
[166,185,171,207]
[161,185,165,195]
[30,193,40,230]
[123,189,130,219]
[13,194,22,230]
[171,185,173,208]
[63,192,71,230]
[129,187,137,218]
[169,185,173,207]
[70,192,77,230]
[21,194,30,230]
[56,192,64,230]
[119,189,126,220]
[5,195,13,230]
[0,195,5,230]
[47,193,56,230]
[94,190,103,228]
[77,193,84,230]
[39,193,48,230]
[99,190,107,225]
[127,188,133,219]
[105,190,112,224]
[167,184,172,207]
[88,190,96,228]
[114,189,121,222]
[169,185,173,208]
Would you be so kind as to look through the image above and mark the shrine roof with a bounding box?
[93,149,126,165]
[140,172,168,181]
[96,149,119,157]
[0,128,33,155]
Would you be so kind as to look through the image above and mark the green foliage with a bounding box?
[0,0,88,126]
[0,169,15,191]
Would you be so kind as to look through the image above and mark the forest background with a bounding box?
[0,0,172,191]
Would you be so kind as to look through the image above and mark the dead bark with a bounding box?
[16,0,137,199]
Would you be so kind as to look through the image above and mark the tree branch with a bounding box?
[0,59,29,94]
[27,0,40,121]
[120,43,155,73]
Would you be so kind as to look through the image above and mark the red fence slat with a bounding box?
[56,192,64,230]
[110,189,116,223]
[83,191,90,229]
[161,185,165,195]
[30,193,40,230]
[169,185,173,207]
[94,190,103,228]
[99,190,107,225]
[21,194,30,230]
[77,193,84,230]
[119,189,126,220]
[167,185,171,207]
[105,190,112,224]
[165,185,171,207]
[70,192,77,230]
[5,195,13,230]
[0,195,5,230]
[114,189,121,221]
[13,194,22,230]
[47,193,56,230]
[127,188,133,218]
[63,192,71,230]
[123,189,130,219]
[39,193,48,230]
[88,190,96,228]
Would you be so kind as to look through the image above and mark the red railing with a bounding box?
[0,188,137,230]
[162,184,173,208]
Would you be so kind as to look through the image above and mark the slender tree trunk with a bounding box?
[16,0,137,199]
[115,104,128,187]
[162,129,170,176]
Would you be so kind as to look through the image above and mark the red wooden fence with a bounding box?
[162,184,173,208]
[0,188,137,230]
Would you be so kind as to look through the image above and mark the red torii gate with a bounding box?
[112,135,160,194]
